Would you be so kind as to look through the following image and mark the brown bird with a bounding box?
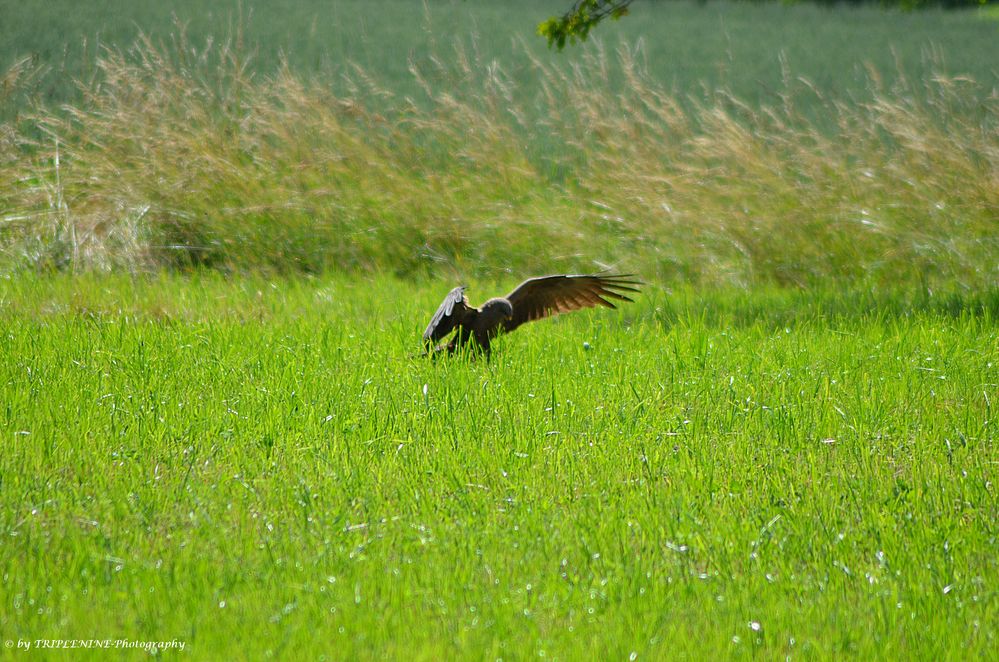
[423,274,641,356]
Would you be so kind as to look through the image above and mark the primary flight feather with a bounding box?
[423,274,640,355]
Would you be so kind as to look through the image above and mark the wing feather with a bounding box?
[423,286,473,344]
[501,274,641,332]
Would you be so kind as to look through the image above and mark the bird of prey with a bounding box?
[422,274,640,356]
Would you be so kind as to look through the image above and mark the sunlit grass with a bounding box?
[0,274,996,658]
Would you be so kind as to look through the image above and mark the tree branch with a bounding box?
[537,1,635,50]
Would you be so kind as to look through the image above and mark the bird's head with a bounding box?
[482,298,514,322]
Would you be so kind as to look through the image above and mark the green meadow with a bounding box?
[1,275,996,658]
[0,0,997,659]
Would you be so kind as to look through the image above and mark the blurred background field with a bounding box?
[1,0,996,287]
[2,0,998,110]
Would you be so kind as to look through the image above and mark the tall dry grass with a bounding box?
[555,46,998,286]
[1,33,996,286]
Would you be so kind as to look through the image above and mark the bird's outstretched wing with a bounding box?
[501,274,640,332]
[423,286,473,344]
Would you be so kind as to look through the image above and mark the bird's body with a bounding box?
[422,274,640,356]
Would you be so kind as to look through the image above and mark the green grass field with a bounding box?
[0,275,996,658]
